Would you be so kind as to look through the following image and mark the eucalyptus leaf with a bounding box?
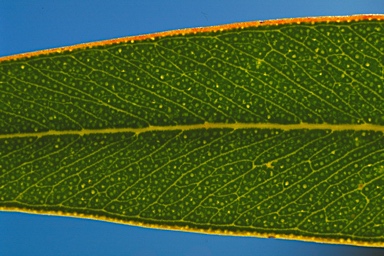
[1,15,384,246]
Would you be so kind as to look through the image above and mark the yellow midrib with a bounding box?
[1,122,383,139]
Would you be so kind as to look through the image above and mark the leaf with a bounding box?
[1,15,384,247]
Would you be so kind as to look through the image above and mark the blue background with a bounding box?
[1,1,384,255]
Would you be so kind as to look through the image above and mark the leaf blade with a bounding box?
[1,15,384,246]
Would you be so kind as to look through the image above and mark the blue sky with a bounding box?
[1,0,384,255]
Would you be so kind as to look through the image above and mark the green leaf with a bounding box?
[1,15,384,246]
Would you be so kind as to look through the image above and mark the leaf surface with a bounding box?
[1,15,384,246]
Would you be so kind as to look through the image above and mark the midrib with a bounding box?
[1,122,383,139]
